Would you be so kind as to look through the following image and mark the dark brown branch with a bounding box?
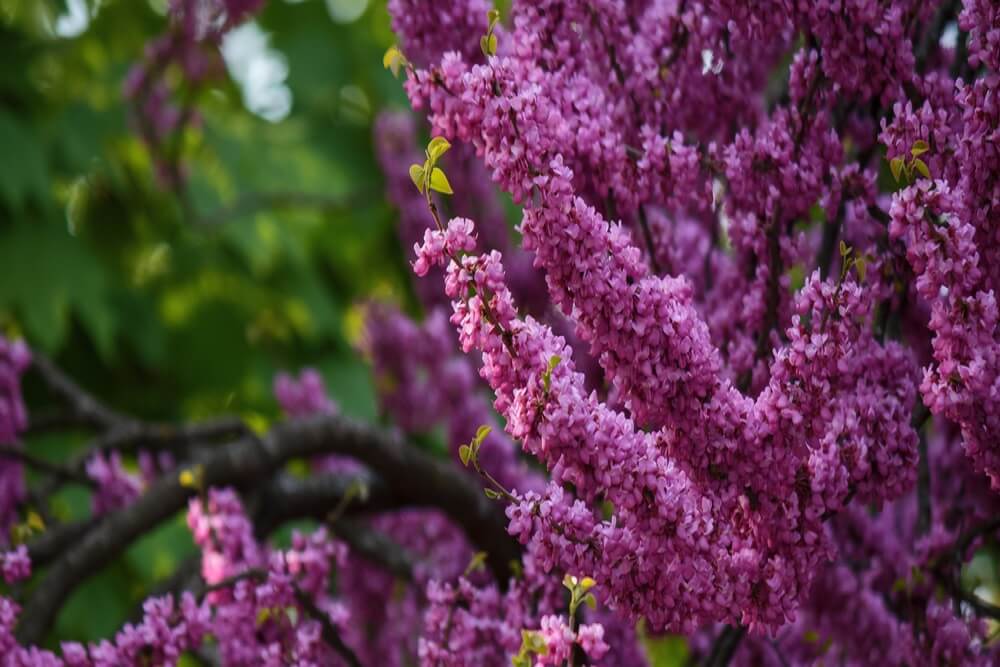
[30,417,250,515]
[15,414,518,645]
[194,567,267,599]
[737,216,783,393]
[251,471,393,537]
[701,625,747,667]
[196,567,362,666]
[26,517,101,568]
[30,353,130,430]
[941,518,1000,621]
[330,517,414,582]
[0,446,94,487]
[293,585,363,667]
[815,200,846,281]
[251,472,414,580]
[265,416,519,582]
[79,417,250,464]
[30,352,247,456]
[912,400,933,536]
[637,206,664,274]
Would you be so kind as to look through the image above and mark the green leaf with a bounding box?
[584,592,597,609]
[481,33,498,56]
[912,157,931,180]
[459,444,472,466]
[465,551,488,575]
[409,164,425,193]
[910,139,930,156]
[429,167,453,195]
[838,240,850,258]
[382,45,407,77]
[488,8,500,28]
[26,510,45,533]
[0,221,113,352]
[889,156,905,183]
[178,466,205,490]
[474,424,492,446]
[427,136,452,163]
[854,256,867,282]
[543,354,562,391]
[484,488,501,499]
[0,110,49,212]
[521,630,547,653]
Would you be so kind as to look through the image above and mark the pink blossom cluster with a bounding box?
[417,551,643,667]
[0,337,30,541]
[85,452,143,516]
[1,590,210,667]
[389,0,1000,657]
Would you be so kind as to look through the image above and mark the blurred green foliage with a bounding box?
[0,0,415,423]
[0,0,415,642]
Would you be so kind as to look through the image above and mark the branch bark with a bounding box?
[15,414,518,645]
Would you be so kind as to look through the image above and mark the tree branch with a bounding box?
[293,585,363,667]
[30,353,131,430]
[701,625,747,667]
[252,471,414,580]
[0,446,94,487]
[15,414,518,645]
[251,471,393,537]
[26,517,101,568]
[942,517,1000,621]
[329,517,414,582]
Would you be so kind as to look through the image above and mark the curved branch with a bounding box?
[329,518,415,582]
[251,471,393,537]
[30,354,130,430]
[701,625,747,667]
[29,352,248,455]
[293,585,363,667]
[26,517,101,567]
[0,446,94,487]
[252,472,414,580]
[15,414,518,645]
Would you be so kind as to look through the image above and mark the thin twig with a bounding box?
[293,585,363,667]
[0,446,95,487]
[30,353,131,430]
[701,625,747,667]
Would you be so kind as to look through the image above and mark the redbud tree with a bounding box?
[1,0,999,665]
